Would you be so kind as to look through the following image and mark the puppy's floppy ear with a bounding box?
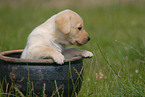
[55,14,71,34]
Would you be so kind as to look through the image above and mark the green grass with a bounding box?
[0,1,145,97]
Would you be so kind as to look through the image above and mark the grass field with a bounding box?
[0,0,145,97]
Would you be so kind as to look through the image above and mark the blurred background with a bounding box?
[0,0,144,50]
[0,0,145,9]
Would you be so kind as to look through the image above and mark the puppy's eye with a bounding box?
[78,27,82,31]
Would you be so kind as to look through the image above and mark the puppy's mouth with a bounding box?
[75,41,83,46]
[69,41,84,46]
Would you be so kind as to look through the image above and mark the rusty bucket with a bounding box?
[0,50,83,97]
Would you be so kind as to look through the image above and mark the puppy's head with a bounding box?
[55,9,90,46]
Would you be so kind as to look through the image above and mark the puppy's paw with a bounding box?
[82,51,93,58]
[53,53,65,64]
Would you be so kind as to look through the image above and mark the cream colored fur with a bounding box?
[21,9,93,64]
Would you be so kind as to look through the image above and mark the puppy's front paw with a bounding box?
[53,53,65,64]
[82,51,93,58]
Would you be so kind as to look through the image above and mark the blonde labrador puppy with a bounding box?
[21,9,93,64]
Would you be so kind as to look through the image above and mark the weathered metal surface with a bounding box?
[0,50,83,97]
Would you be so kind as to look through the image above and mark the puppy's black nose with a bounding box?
[88,36,90,41]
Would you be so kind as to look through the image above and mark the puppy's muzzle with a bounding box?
[75,36,90,46]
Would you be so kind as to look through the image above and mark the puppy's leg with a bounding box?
[28,46,65,64]
[63,48,93,58]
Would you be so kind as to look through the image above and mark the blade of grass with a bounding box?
[0,93,16,97]
[13,86,25,97]
[97,43,128,94]
[68,63,69,97]
[31,82,38,97]
[51,84,64,97]
[54,80,60,97]
[0,79,4,93]
[73,66,83,82]
[69,62,78,97]
[26,64,33,97]
[97,43,117,76]
[42,83,46,97]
